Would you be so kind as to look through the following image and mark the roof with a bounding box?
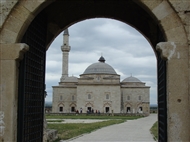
[63,28,69,35]
[83,56,117,75]
[62,76,78,82]
[122,76,142,83]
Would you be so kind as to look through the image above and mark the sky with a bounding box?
[45,18,157,104]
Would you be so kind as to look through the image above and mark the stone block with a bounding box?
[139,0,163,11]
[160,12,182,31]
[0,1,18,28]
[0,29,17,44]
[10,4,31,22]
[21,0,47,13]
[169,0,190,12]
[0,43,29,60]
[3,15,24,34]
[165,25,188,43]
[167,57,189,141]
[152,1,174,20]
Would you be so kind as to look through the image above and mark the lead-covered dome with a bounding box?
[122,76,141,83]
[83,56,117,75]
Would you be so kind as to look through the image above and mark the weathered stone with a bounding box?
[169,0,190,13]
[165,25,188,43]
[139,0,163,11]
[0,43,29,142]
[156,42,188,60]
[0,1,18,29]
[0,0,190,141]
[152,1,174,20]
[160,12,182,31]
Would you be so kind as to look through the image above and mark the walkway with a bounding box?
[63,114,157,142]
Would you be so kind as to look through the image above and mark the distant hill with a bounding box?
[45,102,52,107]
[150,104,158,107]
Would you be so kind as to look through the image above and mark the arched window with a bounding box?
[106,94,109,99]
[127,96,130,100]
[88,94,91,99]
[139,96,141,100]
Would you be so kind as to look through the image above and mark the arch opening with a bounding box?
[17,1,167,141]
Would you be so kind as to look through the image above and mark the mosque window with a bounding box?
[139,96,141,100]
[127,96,130,100]
[60,95,62,100]
[106,94,109,99]
[72,95,74,101]
[88,94,91,99]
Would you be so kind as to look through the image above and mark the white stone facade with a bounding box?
[52,59,150,114]
[52,31,150,114]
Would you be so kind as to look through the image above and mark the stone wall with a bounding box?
[0,0,190,141]
[52,86,76,113]
[77,85,121,113]
[122,87,150,114]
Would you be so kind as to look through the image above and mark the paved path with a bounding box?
[63,114,157,142]
[47,119,109,123]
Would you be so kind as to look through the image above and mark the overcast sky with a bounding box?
[45,18,157,104]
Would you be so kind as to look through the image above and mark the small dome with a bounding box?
[122,76,142,83]
[83,56,117,75]
[63,76,78,82]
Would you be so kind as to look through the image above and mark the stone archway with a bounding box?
[0,0,189,141]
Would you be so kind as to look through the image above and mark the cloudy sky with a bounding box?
[45,18,157,104]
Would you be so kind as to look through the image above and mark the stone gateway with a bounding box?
[0,0,190,141]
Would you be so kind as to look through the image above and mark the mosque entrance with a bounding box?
[59,107,63,112]
[87,107,92,113]
[105,107,110,113]
[127,107,131,113]
[16,1,167,141]
[71,107,75,112]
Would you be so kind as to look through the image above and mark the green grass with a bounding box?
[150,121,158,140]
[48,119,126,141]
[46,114,143,141]
[46,119,63,122]
[46,114,142,120]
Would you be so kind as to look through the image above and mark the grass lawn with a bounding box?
[46,115,142,141]
[46,114,142,120]
[48,119,126,141]
[150,121,158,141]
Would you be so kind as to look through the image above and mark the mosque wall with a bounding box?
[52,86,76,113]
[76,85,121,113]
[122,87,150,114]
[79,74,120,84]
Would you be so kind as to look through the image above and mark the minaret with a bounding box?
[60,29,71,82]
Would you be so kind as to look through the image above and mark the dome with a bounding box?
[62,76,78,82]
[122,76,142,83]
[83,56,117,75]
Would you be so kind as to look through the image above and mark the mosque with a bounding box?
[52,29,150,114]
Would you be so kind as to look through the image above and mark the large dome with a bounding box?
[83,56,117,75]
[122,76,142,82]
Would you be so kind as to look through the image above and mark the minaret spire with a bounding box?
[60,28,71,82]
